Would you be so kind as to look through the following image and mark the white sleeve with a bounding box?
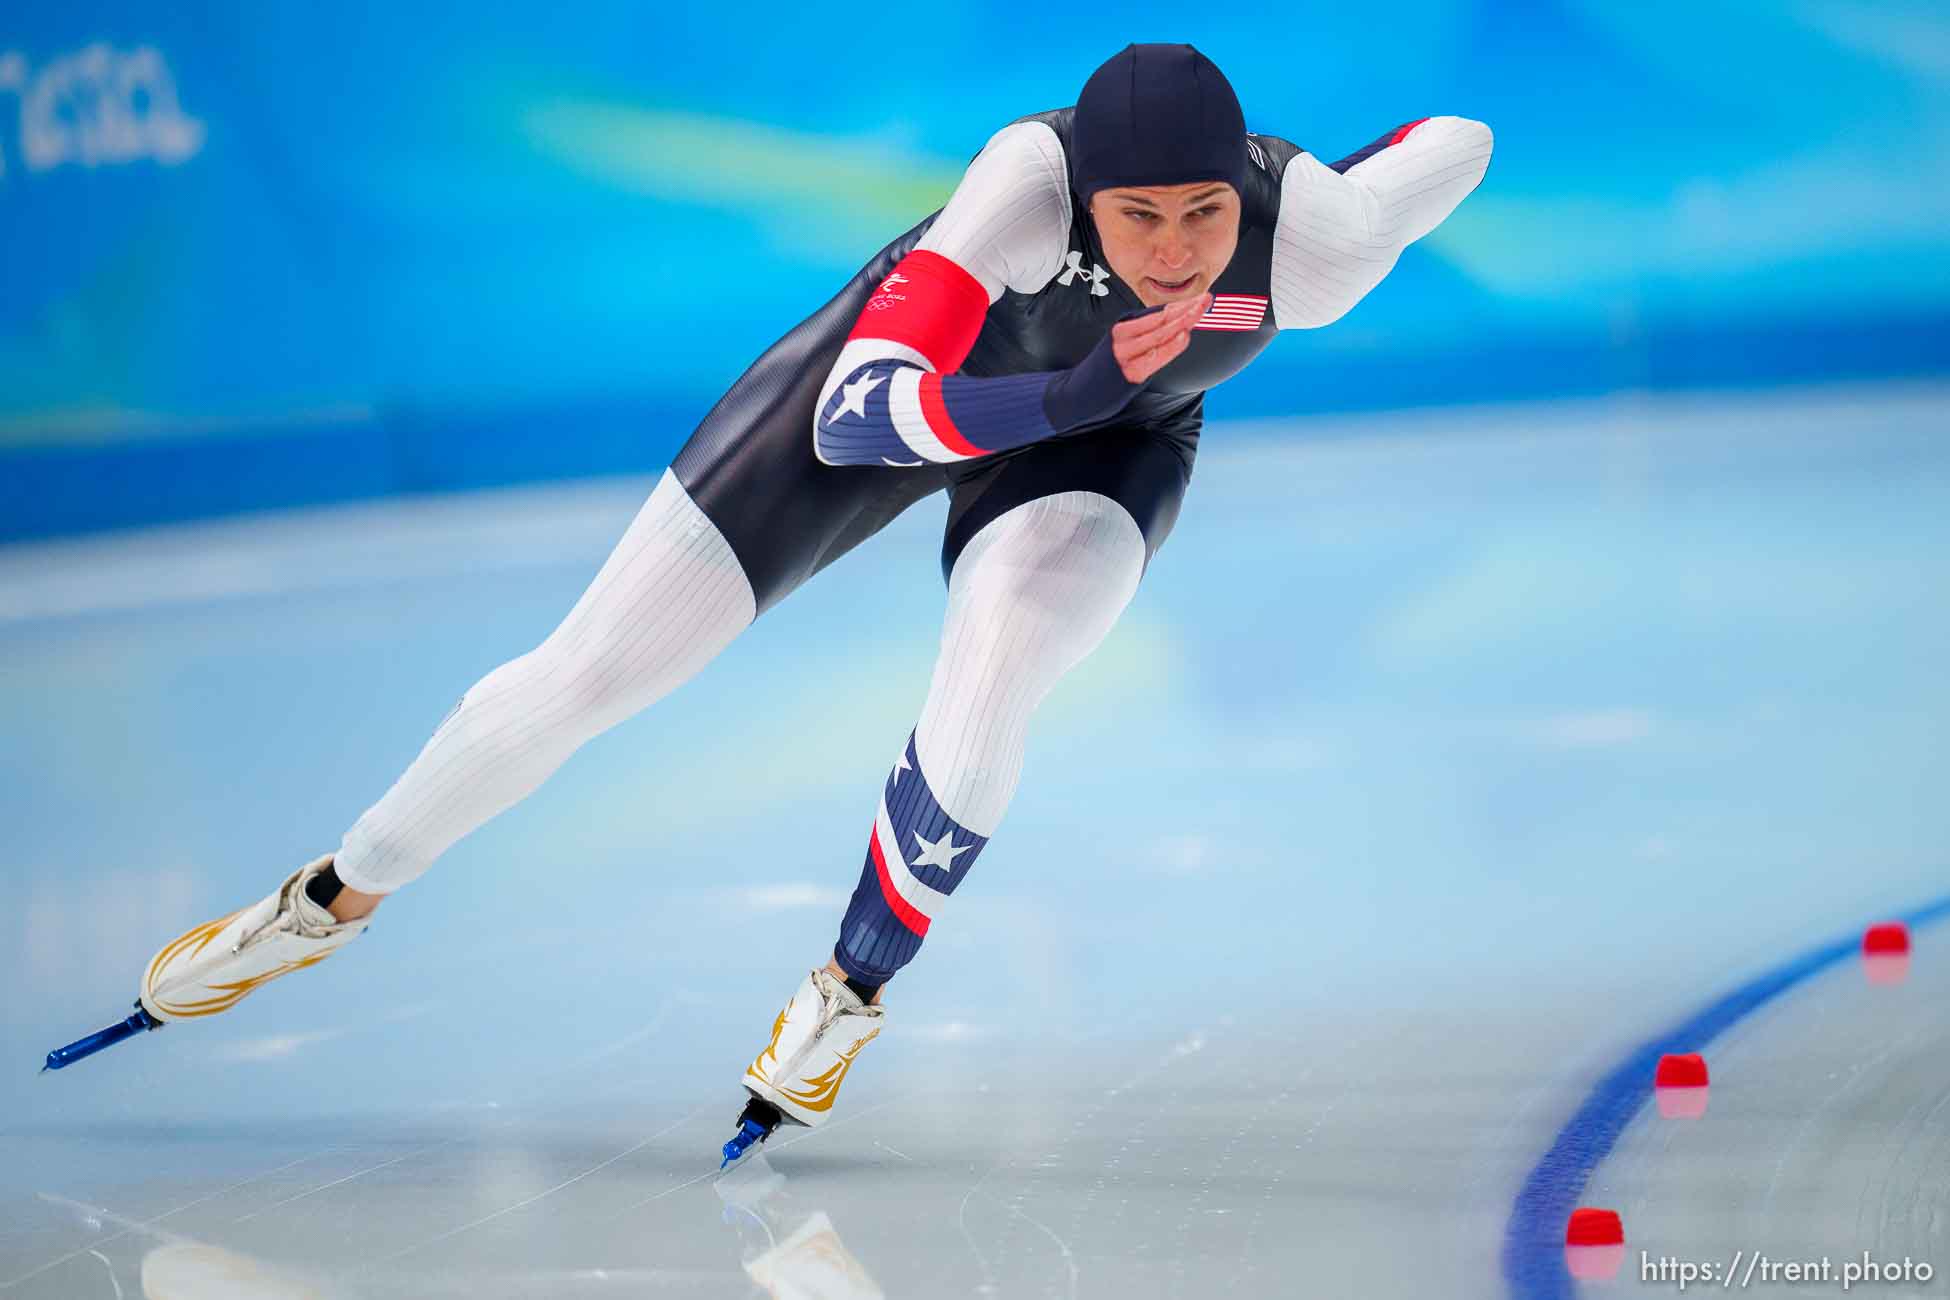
[914,119,1072,300]
[811,120,1073,441]
[1270,116,1493,330]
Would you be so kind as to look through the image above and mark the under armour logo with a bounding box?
[1056,250,1109,296]
[877,272,910,293]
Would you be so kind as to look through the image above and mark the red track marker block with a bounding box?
[1864,922,1912,985]
[1863,922,1910,955]
[1654,1053,1708,1087]
[1565,1208,1626,1280]
[1655,1052,1710,1118]
[1566,1207,1624,1247]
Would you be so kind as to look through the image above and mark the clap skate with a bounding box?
[720,969,884,1166]
[42,855,367,1070]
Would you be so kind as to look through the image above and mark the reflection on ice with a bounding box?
[141,1243,324,1300]
[1862,953,1909,986]
[1654,1083,1710,1120]
[1563,1242,1626,1281]
[718,1152,885,1300]
[25,1192,328,1300]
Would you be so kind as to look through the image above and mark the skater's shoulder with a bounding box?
[923,114,1075,292]
[1233,131,1304,230]
[963,111,1073,192]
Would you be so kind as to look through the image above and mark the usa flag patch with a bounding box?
[1192,293,1269,332]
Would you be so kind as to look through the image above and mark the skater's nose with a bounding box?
[1154,230,1193,271]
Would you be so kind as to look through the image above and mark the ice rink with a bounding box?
[3,385,1947,1299]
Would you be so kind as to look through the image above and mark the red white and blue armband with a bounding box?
[814,250,1140,467]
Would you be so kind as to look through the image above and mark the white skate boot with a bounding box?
[745,970,885,1124]
[721,970,884,1165]
[140,856,368,1022]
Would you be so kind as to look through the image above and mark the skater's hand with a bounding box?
[1044,293,1211,433]
[1111,294,1211,384]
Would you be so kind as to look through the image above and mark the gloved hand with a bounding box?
[1043,293,1210,431]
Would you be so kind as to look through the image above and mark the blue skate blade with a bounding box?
[720,1117,769,1169]
[43,1002,162,1072]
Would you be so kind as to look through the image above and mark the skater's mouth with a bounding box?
[1147,273,1198,295]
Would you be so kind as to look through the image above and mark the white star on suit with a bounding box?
[891,748,913,781]
[909,828,970,873]
[833,370,886,421]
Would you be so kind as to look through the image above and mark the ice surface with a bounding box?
[3,385,1947,1297]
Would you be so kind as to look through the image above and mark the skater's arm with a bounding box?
[1270,115,1493,330]
[812,296,1199,467]
[812,121,1155,467]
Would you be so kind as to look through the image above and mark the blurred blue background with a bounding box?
[4,1,1947,539]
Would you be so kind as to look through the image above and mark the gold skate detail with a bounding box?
[143,910,245,993]
[147,950,338,1019]
[748,1008,789,1081]
[773,1026,880,1114]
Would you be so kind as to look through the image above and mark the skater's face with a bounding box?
[1089,182,1240,307]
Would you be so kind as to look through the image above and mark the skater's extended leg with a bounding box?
[135,471,756,1024]
[831,489,1146,986]
[332,469,757,894]
[736,491,1144,1138]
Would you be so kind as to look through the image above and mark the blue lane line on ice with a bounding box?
[1501,892,1950,1300]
